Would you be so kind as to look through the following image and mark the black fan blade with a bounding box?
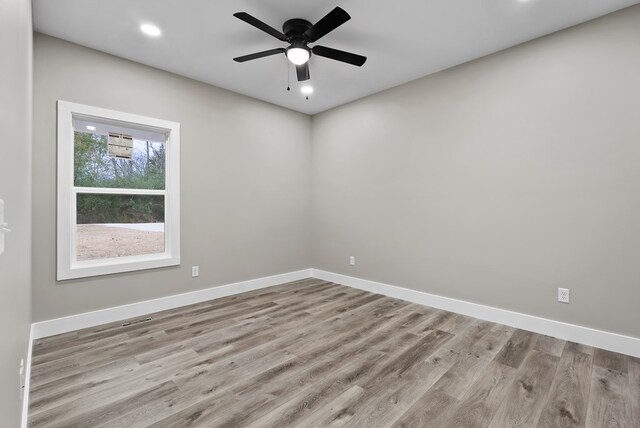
[312,45,367,67]
[234,12,288,42]
[303,7,351,43]
[234,48,285,62]
[296,63,310,81]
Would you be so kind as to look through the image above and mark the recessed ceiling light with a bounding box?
[301,85,314,95]
[140,23,161,37]
[86,125,96,131]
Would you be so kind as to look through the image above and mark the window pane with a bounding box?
[76,194,165,261]
[74,131,166,190]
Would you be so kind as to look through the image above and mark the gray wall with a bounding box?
[33,34,311,321]
[311,6,640,338]
[0,0,32,424]
[33,5,640,341]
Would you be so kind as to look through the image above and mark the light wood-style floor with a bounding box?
[29,279,640,427]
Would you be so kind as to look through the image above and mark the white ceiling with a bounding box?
[33,0,639,115]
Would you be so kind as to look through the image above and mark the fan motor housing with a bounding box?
[283,19,313,38]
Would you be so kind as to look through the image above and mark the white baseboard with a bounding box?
[29,267,640,358]
[32,269,312,339]
[311,269,640,358]
[21,325,33,428]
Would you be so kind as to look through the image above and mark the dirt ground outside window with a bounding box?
[76,224,164,261]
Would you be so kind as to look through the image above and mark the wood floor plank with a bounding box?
[222,310,431,423]
[241,356,387,428]
[282,299,413,358]
[124,304,248,339]
[304,290,370,314]
[44,381,181,428]
[30,357,140,404]
[469,323,516,361]
[628,357,640,428]
[443,360,517,428]
[537,348,593,428]
[585,365,632,428]
[361,329,454,391]
[303,329,454,428]
[76,300,242,341]
[300,384,367,427]
[534,334,566,357]
[218,307,434,425]
[94,388,193,428]
[31,333,132,366]
[390,389,459,428]
[149,332,405,427]
[29,279,640,428]
[74,330,172,367]
[29,357,80,388]
[32,331,79,355]
[493,328,538,369]
[163,301,278,335]
[488,350,560,427]
[170,332,300,395]
[565,341,595,356]
[444,319,495,354]
[29,349,197,417]
[33,303,235,359]
[143,297,418,427]
[191,297,401,360]
[431,351,492,399]
[594,348,629,374]
[67,279,327,344]
[251,325,453,428]
[330,345,461,427]
[409,310,463,335]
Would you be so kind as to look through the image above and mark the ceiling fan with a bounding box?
[233,7,367,82]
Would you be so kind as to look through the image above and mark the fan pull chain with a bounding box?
[286,61,290,91]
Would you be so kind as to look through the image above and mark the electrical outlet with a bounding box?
[191,266,199,277]
[558,288,570,304]
[349,256,355,266]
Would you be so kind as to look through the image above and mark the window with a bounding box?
[57,101,180,280]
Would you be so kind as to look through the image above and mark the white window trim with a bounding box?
[57,100,180,280]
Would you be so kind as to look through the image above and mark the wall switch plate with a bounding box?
[349,256,355,266]
[191,266,199,277]
[19,358,25,400]
[0,199,10,256]
[558,288,570,304]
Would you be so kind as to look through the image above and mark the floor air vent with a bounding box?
[122,317,153,327]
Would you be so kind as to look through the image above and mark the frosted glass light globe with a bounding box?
[287,47,310,65]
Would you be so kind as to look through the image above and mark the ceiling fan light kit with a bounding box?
[233,7,367,82]
[286,44,310,65]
